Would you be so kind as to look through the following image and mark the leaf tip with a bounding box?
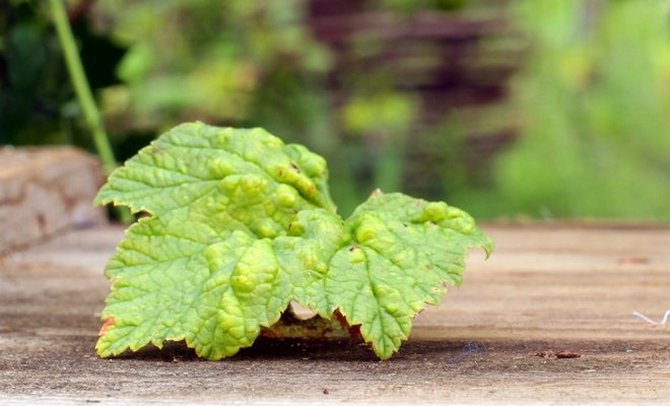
[92,187,110,207]
[481,234,495,259]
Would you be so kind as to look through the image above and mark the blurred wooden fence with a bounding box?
[308,0,522,191]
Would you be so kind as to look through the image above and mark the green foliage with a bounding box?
[96,123,491,360]
[0,0,125,148]
[94,0,331,131]
[1,1,63,145]
[490,0,670,220]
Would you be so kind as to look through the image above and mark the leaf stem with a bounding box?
[260,306,361,341]
[49,0,131,223]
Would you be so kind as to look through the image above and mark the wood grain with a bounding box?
[0,224,668,404]
[0,147,106,255]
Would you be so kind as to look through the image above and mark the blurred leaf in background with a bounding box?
[459,0,670,221]
[93,0,333,137]
[1,0,65,145]
[0,0,125,148]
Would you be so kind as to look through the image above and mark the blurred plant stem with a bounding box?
[49,0,131,224]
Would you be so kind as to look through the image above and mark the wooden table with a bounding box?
[1,224,669,404]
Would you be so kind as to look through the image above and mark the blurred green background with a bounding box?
[1,0,669,220]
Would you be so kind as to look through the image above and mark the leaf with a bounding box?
[324,192,493,359]
[95,123,336,359]
[96,122,492,360]
[95,122,335,216]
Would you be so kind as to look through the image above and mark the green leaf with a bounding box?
[95,122,335,215]
[96,122,492,360]
[324,192,493,359]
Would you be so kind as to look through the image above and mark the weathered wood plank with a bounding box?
[0,224,669,404]
[0,147,106,255]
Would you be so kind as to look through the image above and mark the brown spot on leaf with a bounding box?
[99,317,116,336]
